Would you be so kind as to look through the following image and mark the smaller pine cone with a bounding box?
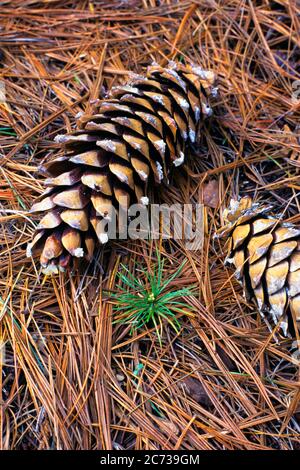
[216,197,300,336]
[27,61,216,274]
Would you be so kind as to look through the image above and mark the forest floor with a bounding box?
[0,0,299,450]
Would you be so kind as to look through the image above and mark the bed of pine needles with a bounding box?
[0,0,300,451]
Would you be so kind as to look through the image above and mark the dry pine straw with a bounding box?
[0,0,300,450]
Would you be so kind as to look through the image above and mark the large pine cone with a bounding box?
[27,62,216,273]
[217,197,300,335]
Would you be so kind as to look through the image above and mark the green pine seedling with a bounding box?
[110,254,194,343]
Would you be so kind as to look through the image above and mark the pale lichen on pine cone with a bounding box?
[27,62,217,274]
[216,197,300,336]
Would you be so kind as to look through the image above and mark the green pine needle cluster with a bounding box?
[110,255,194,340]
